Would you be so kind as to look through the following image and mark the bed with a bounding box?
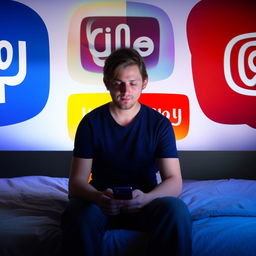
[1,175,256,256]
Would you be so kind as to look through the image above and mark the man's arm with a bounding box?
[68,157,124,215]
[68,157,101,203]
[149,157,182,198]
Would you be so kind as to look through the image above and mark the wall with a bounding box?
[0,151,255,179]
[0,0,255,178]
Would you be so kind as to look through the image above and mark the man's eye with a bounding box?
[112,81,121,87]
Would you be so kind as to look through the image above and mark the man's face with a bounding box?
[106,65,148,110]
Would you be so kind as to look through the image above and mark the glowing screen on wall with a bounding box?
[0,0,255,151]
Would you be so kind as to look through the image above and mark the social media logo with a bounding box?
[68,1,174,84]
[139,94,190,140]
[67,93,189,141]
[187,0,256,128]
[81,16,159,72]
[224,33,256,96]
[67,93,112,140]
[0,40,27,103]
[0,1,49,126]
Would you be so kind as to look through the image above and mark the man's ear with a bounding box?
[142,79,148,90]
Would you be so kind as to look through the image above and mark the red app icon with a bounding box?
[140,94,189,140]
[187,0,256,128]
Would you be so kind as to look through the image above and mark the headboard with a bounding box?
[0,151,255,180]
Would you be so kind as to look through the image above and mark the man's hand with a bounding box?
[97,188,125,216]
[98,189,151,215]
[120,189,149,213]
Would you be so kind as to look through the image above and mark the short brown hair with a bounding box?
[103,48,148,84]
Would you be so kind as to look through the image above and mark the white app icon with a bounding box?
[224,32,256,96]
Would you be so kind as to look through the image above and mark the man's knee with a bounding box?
[62,197,103,226]
[149,197,191,220]
[163,197,189,214]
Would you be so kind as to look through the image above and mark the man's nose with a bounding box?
[120,83,130,93]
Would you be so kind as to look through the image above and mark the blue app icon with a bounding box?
[0,1,49,126]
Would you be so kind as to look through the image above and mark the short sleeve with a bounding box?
[73,117,94,158]
[156,118,178,158]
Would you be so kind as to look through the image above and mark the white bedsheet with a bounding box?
[0,176,68,256]
[0,176,256,256]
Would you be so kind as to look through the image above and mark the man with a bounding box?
[61,48,192,256]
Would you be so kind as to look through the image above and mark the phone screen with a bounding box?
[113,186,133,200]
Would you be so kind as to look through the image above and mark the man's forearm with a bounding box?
[68,178,102,204]
[145,176,182,204]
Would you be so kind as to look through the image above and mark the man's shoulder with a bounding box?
[85,103,109,119]
[78,103,109,128]
[141,104,169,123]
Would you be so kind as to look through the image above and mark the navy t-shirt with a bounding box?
[73,103,178,192]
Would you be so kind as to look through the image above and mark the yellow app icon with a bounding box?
[67,93,111,140]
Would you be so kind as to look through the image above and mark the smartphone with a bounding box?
[112,186,133,200]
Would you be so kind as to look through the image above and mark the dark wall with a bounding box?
[0,151,72,178]
[179,151,256,180]
[0,151,255,180]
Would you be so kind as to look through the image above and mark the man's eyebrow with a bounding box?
[113,79,139,82]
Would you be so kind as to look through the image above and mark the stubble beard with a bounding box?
[113,95,137,110]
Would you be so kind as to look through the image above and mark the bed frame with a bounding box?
[0,150,255,180]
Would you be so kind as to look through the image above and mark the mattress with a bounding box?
[0,176,255,256]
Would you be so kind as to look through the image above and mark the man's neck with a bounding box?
[109,102,141,126]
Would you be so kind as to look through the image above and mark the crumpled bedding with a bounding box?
[0,176,256,256]
[180,179,256,219]
[180,179,256,256]
[0,176,69,256]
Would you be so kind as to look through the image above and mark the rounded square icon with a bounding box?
[0,1,49,126]
[68,1,174,84]
[67,93,189,141]
[81,16,160,73]
[140,94,190,140]
[187,0,256,128]
[67,93,112,140]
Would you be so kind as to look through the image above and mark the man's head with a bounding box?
[103,48,148,111]
[103,48,148,85]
